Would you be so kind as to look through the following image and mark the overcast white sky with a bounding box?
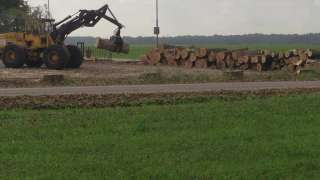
[27,0,320,37]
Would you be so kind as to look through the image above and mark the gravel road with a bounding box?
[1,81,320,97]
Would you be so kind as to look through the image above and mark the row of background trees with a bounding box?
[0,0,50,33]
[123,34,320,44]
[65,34,320,45]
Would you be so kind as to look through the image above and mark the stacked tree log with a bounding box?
[269,49,313,72]
[141,45,315,72]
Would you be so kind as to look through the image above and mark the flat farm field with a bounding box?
[1,94,320,179]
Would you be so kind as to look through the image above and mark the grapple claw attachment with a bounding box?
[96,28,129,54]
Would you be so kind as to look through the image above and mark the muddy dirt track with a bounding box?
[1,81,320,97]
[2,60,319,88]
[1,60,320,97]
[0,60,228,88]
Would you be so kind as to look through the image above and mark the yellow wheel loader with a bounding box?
[0,4,126,70]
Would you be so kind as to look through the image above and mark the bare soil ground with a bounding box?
[2,81,320,97]
[1,89,320,109]
[0,60,320,88]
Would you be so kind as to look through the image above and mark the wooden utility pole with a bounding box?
[47,0,51,18]
[154,0,160,48]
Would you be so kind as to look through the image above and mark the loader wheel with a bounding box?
[2,44,26,68]
[26,53,43,68]
[44,45,70,70]
[66,45,83,68]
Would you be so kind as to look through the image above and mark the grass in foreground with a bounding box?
[1,94,320,179]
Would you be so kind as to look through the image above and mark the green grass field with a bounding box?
[107,43,320,60]
[87,45,152,60]
[1,94,320,179]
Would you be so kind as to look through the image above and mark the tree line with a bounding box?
[0,0,49,33]
[124,34,320,44]
[65,33,320,45]
[0,0,28,32]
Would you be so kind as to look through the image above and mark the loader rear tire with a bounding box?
[44,45,70,70]
[66,45,83,69]
[2,44,26,68]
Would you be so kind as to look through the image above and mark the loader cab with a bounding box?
[39,18,55,34]
[24,18,55,34]
[38,18,55,47]
[22,18,55,48]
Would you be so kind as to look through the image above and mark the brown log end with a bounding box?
[195,48,208,58]
[147,49,162,65]
[256,63,263,72]
[180,48,190,60]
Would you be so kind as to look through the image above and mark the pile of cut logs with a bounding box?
[141,45,317,72]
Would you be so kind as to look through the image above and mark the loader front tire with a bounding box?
[66,45,83,69]
[44,45,70,70]
[2,44,26,68]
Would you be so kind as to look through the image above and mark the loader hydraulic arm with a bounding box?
[50,4,124,44]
